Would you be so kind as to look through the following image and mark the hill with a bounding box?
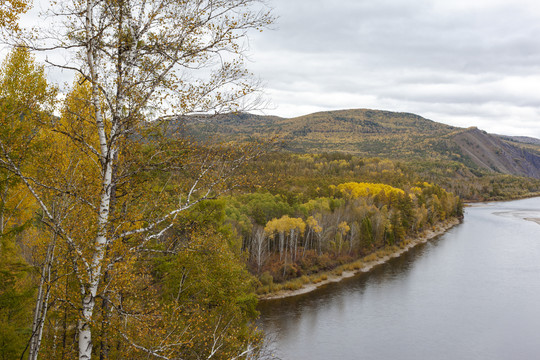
[454,127,540,178]
[183,109,540,180]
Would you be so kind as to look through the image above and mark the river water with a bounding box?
[257,197,540,360]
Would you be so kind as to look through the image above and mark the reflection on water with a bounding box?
[258,197,540,360]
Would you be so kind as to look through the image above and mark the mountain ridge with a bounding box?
[182,108,540,180]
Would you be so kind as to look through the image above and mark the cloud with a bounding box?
[249,0,540,138]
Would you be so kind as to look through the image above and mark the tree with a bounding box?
[250,225,267,274]
[305,215,322,255]
[2,1,274,359]
[0,234,33,360]
[0,47,57,360]
[264,215,305,277]
[0,0,30,32]
[149,228,262,360]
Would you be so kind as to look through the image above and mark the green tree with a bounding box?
[0,238,33,360]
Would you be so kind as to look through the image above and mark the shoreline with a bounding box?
[258,217,462,301]
[463,193,540,204]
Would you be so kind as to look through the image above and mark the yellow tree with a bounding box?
[264,215,305,270]
[305,215,323,255]
[0,47,57,360]
[264,217,288,261]
[337,182,405,200]
[5,1,274,359]
[0,0,30,32]
[336,221,350,255]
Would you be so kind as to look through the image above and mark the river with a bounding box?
[257,197,540,360]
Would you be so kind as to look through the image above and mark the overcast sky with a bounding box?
[247,0,540,138]
[10,0,540,138]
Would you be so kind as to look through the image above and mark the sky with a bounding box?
[9,0,540,138]
[247,0,540,138]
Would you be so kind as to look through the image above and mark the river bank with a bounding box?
[258,217,462,300]
[463,192,540,204]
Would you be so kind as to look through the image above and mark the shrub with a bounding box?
[260,271,273,287]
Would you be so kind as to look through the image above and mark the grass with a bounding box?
[312,274,328,283]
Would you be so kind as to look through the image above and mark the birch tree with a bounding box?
[250,225,266,274]
[3,1,273,359]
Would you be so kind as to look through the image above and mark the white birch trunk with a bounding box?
[28,242,55,360]
[78,144,115,360]
[78,148,115,359]
[278,231,284,261]
[317,233,322,255]
[252,227,265,274]
[78,1,117,357]
[291,228,296,262]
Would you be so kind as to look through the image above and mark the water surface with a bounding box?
[258,197,540,360]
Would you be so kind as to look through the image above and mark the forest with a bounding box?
[226,178,462,290]
[0,1,536,360]
[186,109,540,192]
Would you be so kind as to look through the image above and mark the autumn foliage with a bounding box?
[222,154,463,287]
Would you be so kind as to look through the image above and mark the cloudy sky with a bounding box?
[247,0,540,138]
[9,0,540,138]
